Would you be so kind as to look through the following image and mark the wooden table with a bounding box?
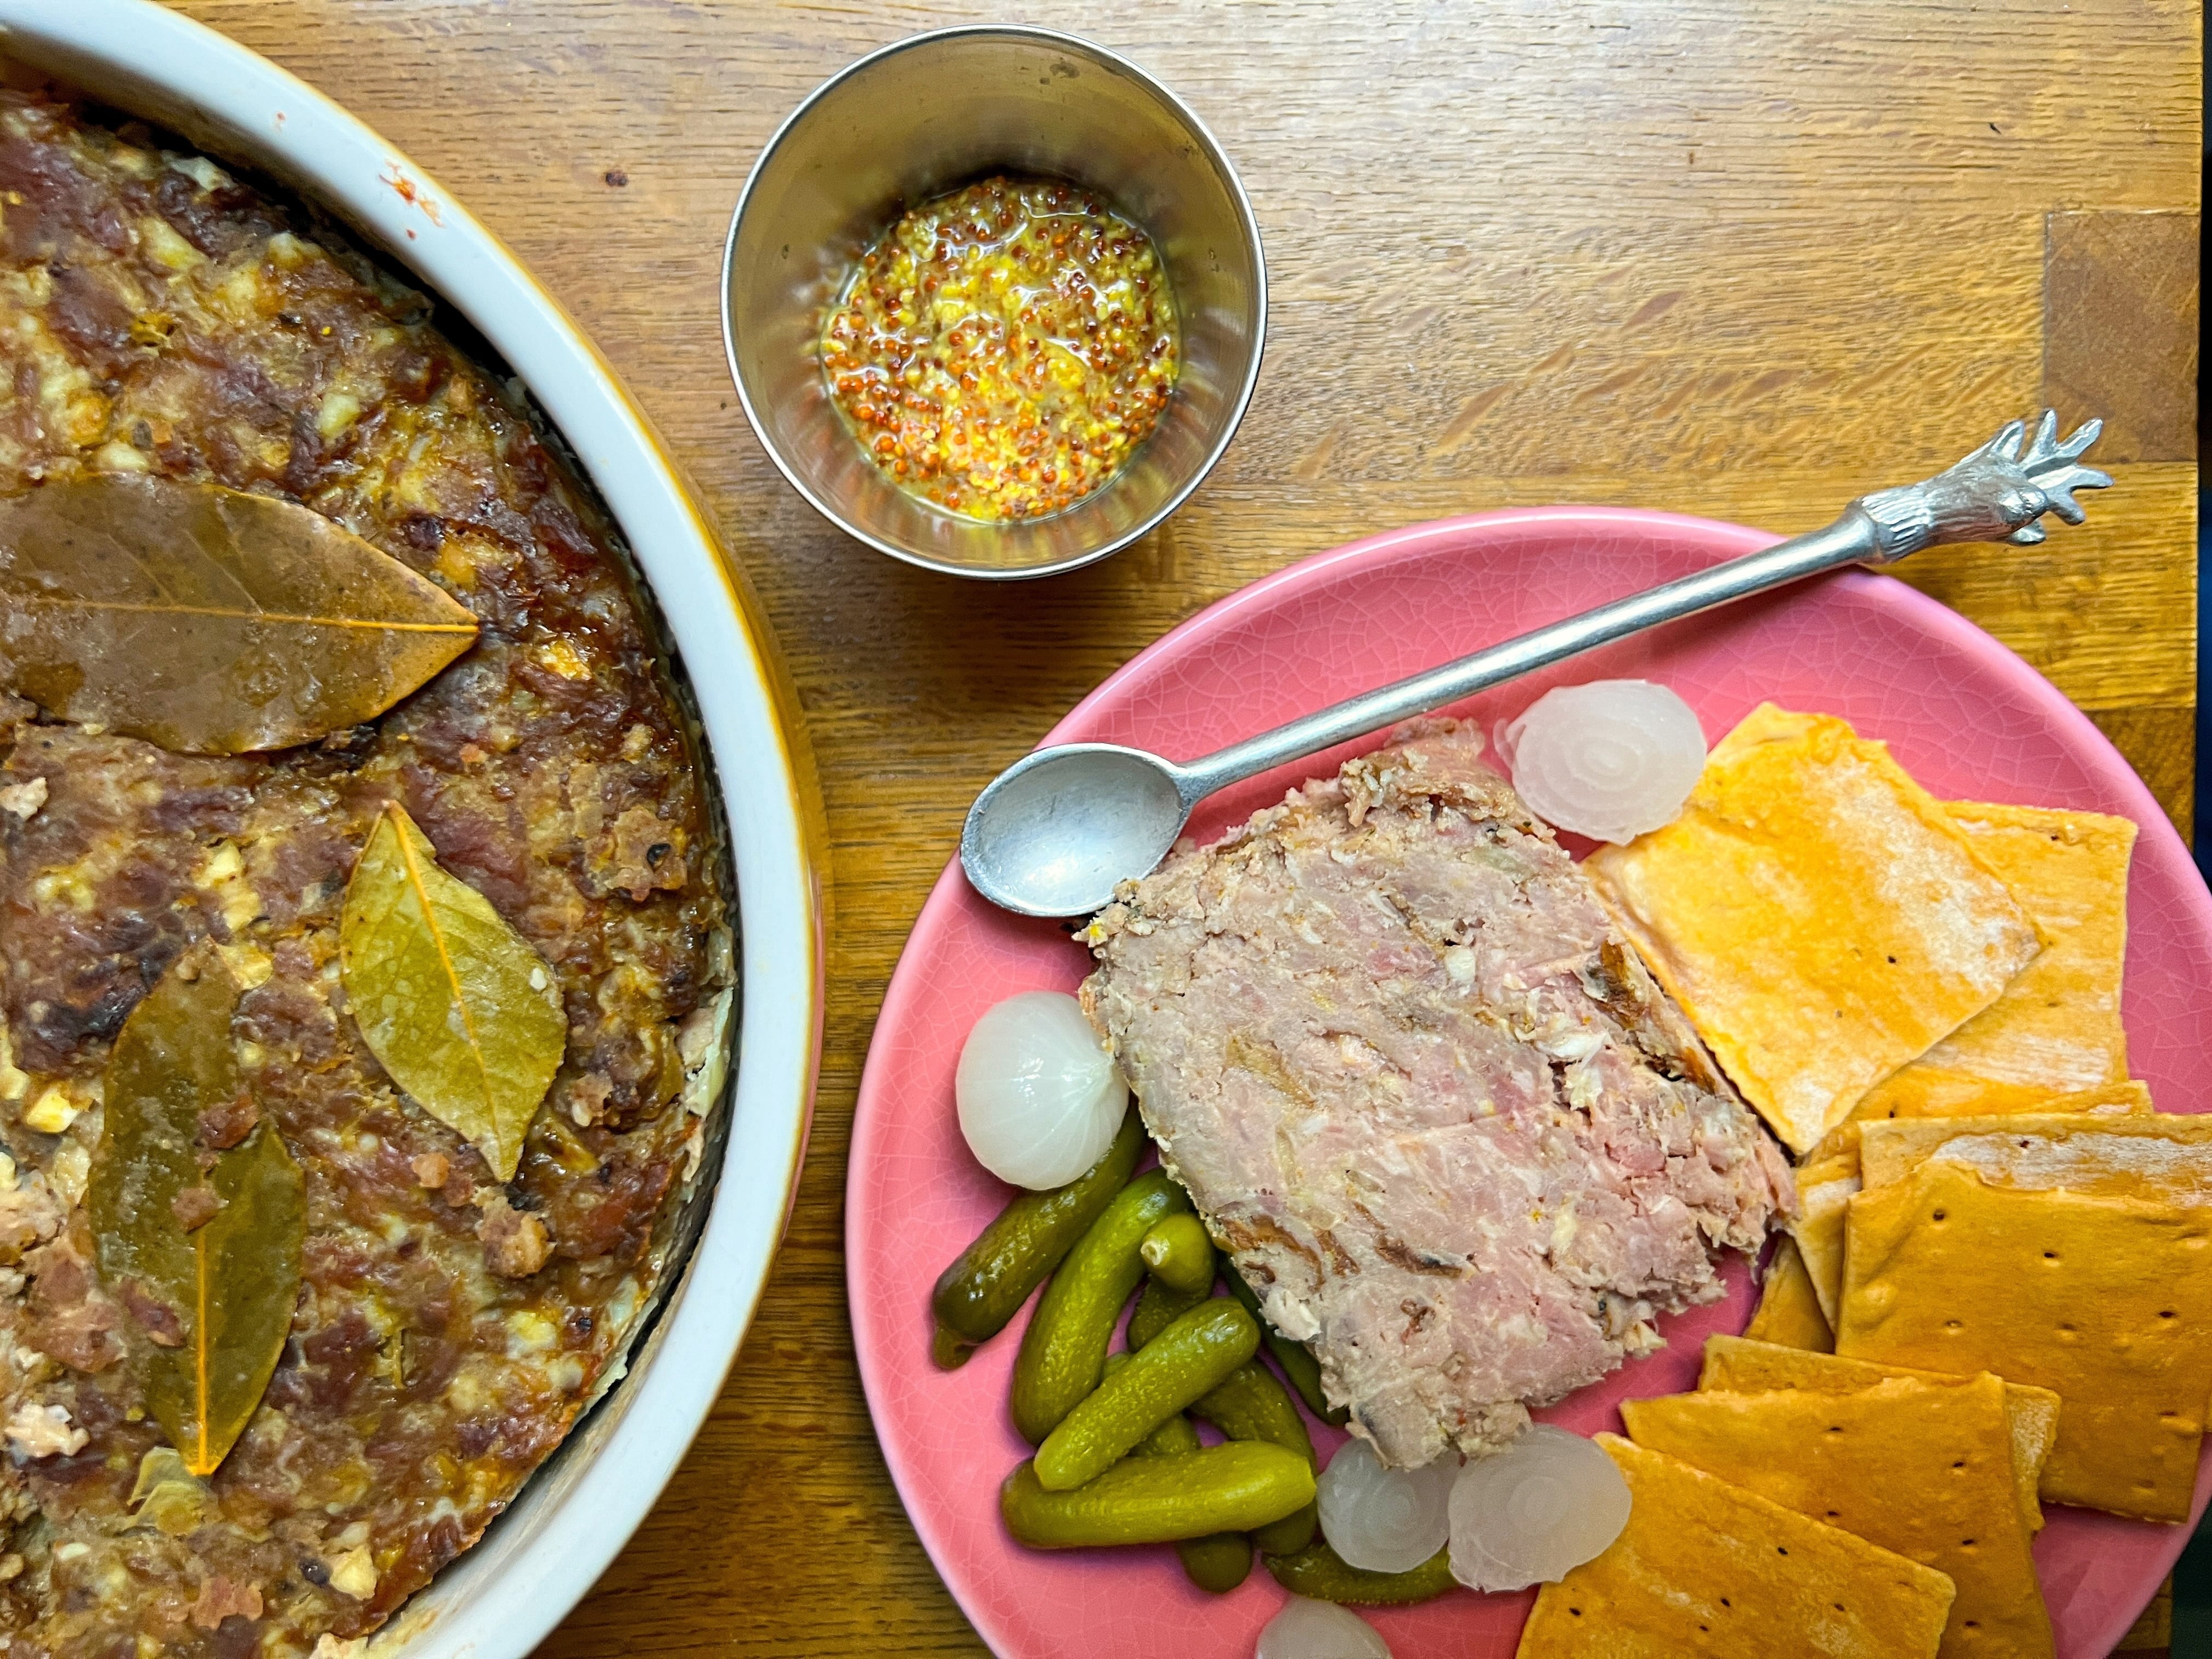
[161,3,2204,1652]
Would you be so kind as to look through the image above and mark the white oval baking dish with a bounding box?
[0,3,826,1654]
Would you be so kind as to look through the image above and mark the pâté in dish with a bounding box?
[0,92,730,1656]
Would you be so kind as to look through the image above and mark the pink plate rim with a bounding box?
[849,505,2212,1658]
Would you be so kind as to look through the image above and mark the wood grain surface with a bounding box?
[150,3,2205,1653]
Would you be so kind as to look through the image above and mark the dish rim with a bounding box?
[718,22,1269,582]
[849,503,2212,1659]
[0,3,827,1654]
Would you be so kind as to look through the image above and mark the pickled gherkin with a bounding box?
[1126,1277,1206,1351]
[1000,1443,1316,1548]
[1264,1537,1457,1605]
[931,1108,1145,1367]
[1190,1359,1318,1555]
[1124,1379,1251,1593]
[1137,1212,1216,1295]
[1011,1171,1189,1443]
[1035,1300,1259,1491]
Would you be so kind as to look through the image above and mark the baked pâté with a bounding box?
[0,90,731,1656]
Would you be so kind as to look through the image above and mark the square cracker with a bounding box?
[1518,1435,1954,1659]
[1815,1078,2152,1165]
[1859,1110,2212,1200]
[1697,1335,2059,1536]
[1836,1162,2212,1520]
[1743,1235,1833,1353]
[1785,1153,1861,1330]
[1850,802,2135,1113]
[1622,1375,2050,1659]
[1792,1082,2153,1322]
[1587,706,2041,1153]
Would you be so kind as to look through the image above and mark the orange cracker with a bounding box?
[1743,1235,1834,1352]
[1810,1078,2151,1166]
[1587,706,2040,1153]
[1622,1374,2050,1658]
[1698,1335,2059,1536]
[1516,1435,1954,1659]
[1794,1083,2153,1318]
[1836,1162,2212,1521]
[1785,1152,1860,1329]
[1850,802,2135,1115]
[1859,1110,2212,1201]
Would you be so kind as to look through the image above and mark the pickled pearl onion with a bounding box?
[1316,1438,1457,1574]
[1254,1596,1393,1659]
[1447,1424,1632,1593]
[1496,680,1706,845]
[954,991,1127,1190]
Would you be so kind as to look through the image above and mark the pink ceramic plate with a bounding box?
[850,507,2212,1659]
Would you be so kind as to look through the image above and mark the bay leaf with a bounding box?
[340,802,567,1181]
[89,947,306,1476]
[0,473,479,754]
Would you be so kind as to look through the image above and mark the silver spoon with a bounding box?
[962,411,2110,918]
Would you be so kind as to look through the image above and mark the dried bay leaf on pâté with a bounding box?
[90,946,307,1476]
[0,473,479,754]
[340,802,568,1182]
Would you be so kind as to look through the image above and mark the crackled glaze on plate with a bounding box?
[851,507,2212,1659]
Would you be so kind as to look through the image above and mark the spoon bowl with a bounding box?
[959,744,1193,918]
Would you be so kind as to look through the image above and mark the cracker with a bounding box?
[1859,1110,2212,1201]
[1743,1235,1834,1352]
[1852,803,2135,1111]
[1517,1435,1954,1659]
[1836,1162,2212,1520]
[1852,1068,2084,1124]
[1794,1083,2153,1317]
[1587,706,2041,1153]
[1622,1375,2050,1659]
[1785,1152,1861,1328]
[1697,1335,2058,1536]
[1810,1077,2151,1165]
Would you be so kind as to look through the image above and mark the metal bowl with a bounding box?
[722,26,1265,580]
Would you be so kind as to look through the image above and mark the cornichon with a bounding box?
[930,1108,1145,1368]
[1137,1211,1216,1295]
[1264,1537,1457,1605]
[1126,1278,1207,1351]
[1190,1360,1318,1555]
[1225,1268,1351,1427]
[1035,1300,1260,1491]
[1000,1443,1316,1548]
[1011,1170,1190,1443]
[1174,1528,1253,1594]
[1127,1380,1251,1594]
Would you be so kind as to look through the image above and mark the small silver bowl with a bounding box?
[721,26,1266,580]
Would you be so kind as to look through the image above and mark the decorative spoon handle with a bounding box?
[1175,410,2109,804]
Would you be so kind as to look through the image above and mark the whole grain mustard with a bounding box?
[821,177,1179,522]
